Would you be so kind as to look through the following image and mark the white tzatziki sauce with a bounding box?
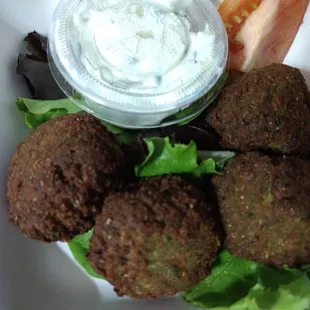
[68,0,216,93]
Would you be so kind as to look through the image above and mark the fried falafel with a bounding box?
[7,112,126,242]
[212,152,310,268]
[207,64,310,154]
[87,175,223,299]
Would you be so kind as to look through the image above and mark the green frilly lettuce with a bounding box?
[16,97,137,144]
[182,250,310,310]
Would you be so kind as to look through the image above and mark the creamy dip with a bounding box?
[68,0,216,93]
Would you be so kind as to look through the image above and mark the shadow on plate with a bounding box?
[92,280,196,310]
[94,296,196,310]
[0,196,101,310]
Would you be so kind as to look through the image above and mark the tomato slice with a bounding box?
[219,0,262,53]
[219,0,309,72]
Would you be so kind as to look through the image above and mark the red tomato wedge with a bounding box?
[219,0,310,72]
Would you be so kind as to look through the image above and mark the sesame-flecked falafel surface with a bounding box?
[7,112,126,242]
[207,64,310,155]
[88,175,223,298]
[213,152,310,268]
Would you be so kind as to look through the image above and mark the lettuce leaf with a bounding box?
[181,250,260,308]
[17,32,67,100]
[197,151,236,169]
[181,250,310,310]
[67,230,103,279]
[16,97,81,129]
[16,97,137,144]
[16,97,82,115]
[134,137,234,177]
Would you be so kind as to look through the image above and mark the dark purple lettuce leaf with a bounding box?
[160,122,222,151]
[24,31,47,61]
[16,31,66,100]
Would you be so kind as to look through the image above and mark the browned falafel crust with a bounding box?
[207,64,310,154]
[212,152,310,268]
[87,175,223,299]
[7,112,126,242]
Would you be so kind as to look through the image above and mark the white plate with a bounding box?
[0,1,309,309]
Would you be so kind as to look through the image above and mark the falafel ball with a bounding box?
[207,64,310,154]
[7,112,126,242]
[212,152,310,268]
[87,175,223,299]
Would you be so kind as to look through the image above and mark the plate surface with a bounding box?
[0,1,309,309]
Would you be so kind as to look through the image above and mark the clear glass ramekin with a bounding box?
[48,0,228,128]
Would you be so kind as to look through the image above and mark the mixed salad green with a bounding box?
[14,31,310,310]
